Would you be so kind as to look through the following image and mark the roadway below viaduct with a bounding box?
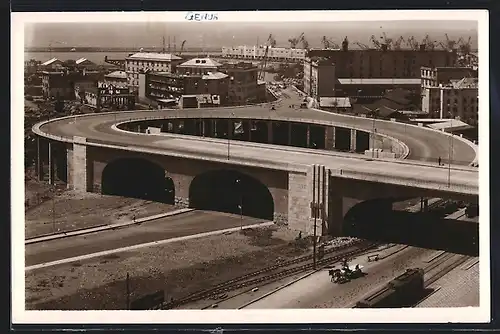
[32,91,478,236]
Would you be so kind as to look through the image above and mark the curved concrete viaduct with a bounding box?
[32,101,478,236]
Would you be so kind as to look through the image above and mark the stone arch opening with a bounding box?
[101,158,175,204]
[189,169,274,220]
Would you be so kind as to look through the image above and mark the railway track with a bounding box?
[412,252,472,306]
[161,198,463,310]
[160,240,380,309]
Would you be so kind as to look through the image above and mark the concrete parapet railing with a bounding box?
[335,168,478,195]
[111,114,410,160]
[113,122,410,164]
[311,108,478,166]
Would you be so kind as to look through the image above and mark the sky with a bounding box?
[24,21,478,49]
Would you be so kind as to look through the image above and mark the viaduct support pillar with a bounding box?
[287,123,292,146]
[72,136,90,192]
[306,125,311,148]
[36,137,43,181]
[267,120,273,144]
[48,141,54,185]
[350,129,357,152]
[247,120,252,141]
[324,126,336,150]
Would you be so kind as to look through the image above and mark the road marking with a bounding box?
[25,221,274,272]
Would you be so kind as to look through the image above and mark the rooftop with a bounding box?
[179,58,222,68]
[426,119,474,131]
[338,78,421,85]
[319,97,352,108]
[451,77,478,89]
[201,71,229,80]
[75,58,95,65]
[41,58,63,66]
[105,70,127,79]
[127,52,182,61]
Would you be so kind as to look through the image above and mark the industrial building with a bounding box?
[125,52,184,93]
[306,47,457,79]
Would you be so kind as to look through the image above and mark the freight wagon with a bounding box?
[354,268,424,308]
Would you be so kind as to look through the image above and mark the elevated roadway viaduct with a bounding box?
[32,104,479,236]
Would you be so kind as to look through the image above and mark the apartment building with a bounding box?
[139,70,229,106]
[220,62,260,104]
[421,77,478,126]
[125,52,184,93]
[420,66,477,89]
[303,56,336,101]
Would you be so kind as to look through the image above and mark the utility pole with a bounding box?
[372,116,376,159]
[236,178,243,230]
[448,119,453,187]
[52,194,56,232]
[312,165,317,270]
[126,272,130,310]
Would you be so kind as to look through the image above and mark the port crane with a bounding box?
[321,36,339,49]
[421,35,437,50]
[179,40,187,55]
[458,36,472,55]
[370,35,382,49]
[258,34,276,81]
[380,32,393,50]
[300,34,309,50]
[354,42,370,50]
[444,33,458,50]
[288,33,304,48]
[405,36,420,50]
[393,36,405,50]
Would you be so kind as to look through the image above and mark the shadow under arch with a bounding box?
[343,199,478,256]
[189,169,274,220]
[101,157,175,204]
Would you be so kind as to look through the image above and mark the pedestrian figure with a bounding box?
[438,156,442,166]
[133,215,136,222]
[298,231,302,239]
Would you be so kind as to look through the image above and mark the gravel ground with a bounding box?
[417,260,479,308]
[25,225,310,310]
[25,191,176,239]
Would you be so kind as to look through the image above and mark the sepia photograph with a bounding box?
[12,10,489,324]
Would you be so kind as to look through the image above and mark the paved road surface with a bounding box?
[240,246,432,309]
[25,210,266,266]
[37,87,476,165]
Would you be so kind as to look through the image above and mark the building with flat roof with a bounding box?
[220,61,260,104]
[125,52,184,93]
[303,56,336,101]
[138,70,229,107]
[41,70,103,100]
[221,45,307,62]
[307,48,457,79]
[176,58,222,75]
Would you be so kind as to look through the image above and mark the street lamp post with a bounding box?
[371,114,377,159]
[448,119,453,187]
[236,178,242,229]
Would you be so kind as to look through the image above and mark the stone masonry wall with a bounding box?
[72,136,90,192]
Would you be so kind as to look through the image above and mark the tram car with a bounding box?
[354,268,424,308]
